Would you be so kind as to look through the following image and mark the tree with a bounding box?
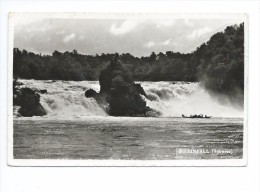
[149,52,157,62]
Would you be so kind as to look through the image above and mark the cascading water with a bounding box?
[18,80,107,119]
[16,80,243,119]
[141,81,243,118]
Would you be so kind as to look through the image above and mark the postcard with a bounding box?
[8,12,247,166]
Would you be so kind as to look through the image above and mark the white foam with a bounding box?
[141,81,243,118]
[16,80,243,119]
[18,80,107,119]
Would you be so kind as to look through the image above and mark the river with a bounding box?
[13,80,244,159]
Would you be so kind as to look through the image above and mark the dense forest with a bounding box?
[13,23,244,99]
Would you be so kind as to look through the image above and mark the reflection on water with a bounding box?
[13,117,243,160]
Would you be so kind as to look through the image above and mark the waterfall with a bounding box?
[141,81,243,118]
[16,80,243,119]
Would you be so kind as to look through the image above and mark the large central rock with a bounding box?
[86,55,158,116]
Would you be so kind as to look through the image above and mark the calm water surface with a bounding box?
[13,117,243,160]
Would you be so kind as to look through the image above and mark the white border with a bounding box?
[8,12,248,167]
[1,1,260,192]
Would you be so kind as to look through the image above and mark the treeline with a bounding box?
[13,23,244,97]
[13,48,194,81]
[194,23,244,96]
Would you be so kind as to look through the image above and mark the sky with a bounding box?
[13,14,245,57]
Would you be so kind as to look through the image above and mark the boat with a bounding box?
[182,114,211,119]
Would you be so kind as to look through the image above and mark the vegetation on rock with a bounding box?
[86,54,159,116]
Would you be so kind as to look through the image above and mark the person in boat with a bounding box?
[182,114,211,118]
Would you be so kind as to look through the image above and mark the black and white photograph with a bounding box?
[9,13,247,165]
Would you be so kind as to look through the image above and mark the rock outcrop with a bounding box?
[13,79,46,117]
[85,55,160,117]
[85,88,98,98]
[39,89,47,94]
